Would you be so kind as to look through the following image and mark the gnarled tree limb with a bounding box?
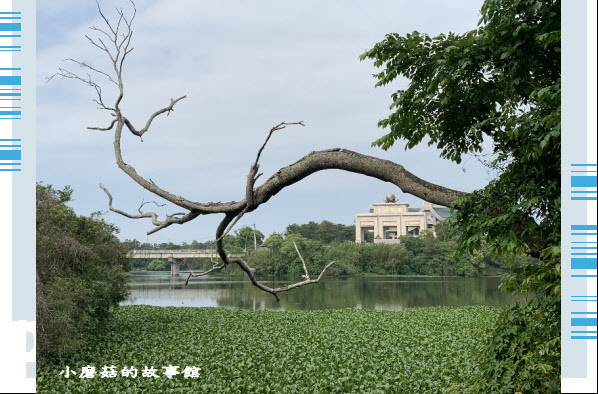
[122,96,187,138]
[58,2,472,301]
[99,183,200,235]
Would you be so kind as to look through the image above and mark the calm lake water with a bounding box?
[122,272,520,311]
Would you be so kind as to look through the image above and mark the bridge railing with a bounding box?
[127,250,247,257]
[130,249,219,254]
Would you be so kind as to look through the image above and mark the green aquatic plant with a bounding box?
[38,305,499,392]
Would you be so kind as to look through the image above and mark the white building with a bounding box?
[355,194,450,244]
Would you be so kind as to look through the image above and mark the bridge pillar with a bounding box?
[169,256,180,276]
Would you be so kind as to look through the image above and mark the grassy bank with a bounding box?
[38,305,499,392]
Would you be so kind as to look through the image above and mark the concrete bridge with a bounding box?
[128,249,247,276]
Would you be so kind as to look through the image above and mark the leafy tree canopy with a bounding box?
[147,259,167,271]
[36,184,130,362]
[362,1,561,389]
[361,0,560,260]
[285,221,356,244]
[234,226,265,250]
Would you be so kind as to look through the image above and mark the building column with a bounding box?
[374,217,382,240]
[355,220,362,243]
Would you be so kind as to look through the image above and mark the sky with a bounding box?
[36,0,491,245]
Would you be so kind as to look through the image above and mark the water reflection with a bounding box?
[122,272,520,311]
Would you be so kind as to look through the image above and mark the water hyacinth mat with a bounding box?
[37,305,498,392]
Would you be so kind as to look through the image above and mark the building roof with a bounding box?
[407,201,451,221]
[432,207,451,219]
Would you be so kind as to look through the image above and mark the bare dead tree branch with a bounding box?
[88,27,114,45]
[223,241,336,302]
[56,1,476,301]
[246,121,304,209]
[99,183,199,235]
[294,242,310,280]
[255,121,305,166]
[122,96,187,138]
[64,58,118,86]
[180,259,226,286]
[46,68,115,111]
[138,199,166,214]
[214,206,248,244]
[95,0,117,36]
[212,121,306,244]
[207,212,337,301]
[88,118,117,131]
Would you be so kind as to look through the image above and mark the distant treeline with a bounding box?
[124,221,527,276]
[247,232,525,277]
[123,221,357,271]
[122,220,356,252]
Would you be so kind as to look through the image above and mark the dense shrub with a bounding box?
[470,251,561,393]
[36,184,130,363]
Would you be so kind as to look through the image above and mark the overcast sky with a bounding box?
[36,0,490,244]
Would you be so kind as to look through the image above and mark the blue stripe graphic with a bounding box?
[571,225,598,230]
[0,150,21,160]
[0,76,21,85]
[0,23,20,31]
[571,258,597,269]
[572,176,598,187]
[571,318,598,326]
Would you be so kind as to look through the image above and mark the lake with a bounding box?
[122,272,520,311]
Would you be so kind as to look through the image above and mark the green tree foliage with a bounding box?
[285,221,356,244]
[361,0,561,389]
[470,248,561,392]
[36,184,130,363]
[249,230,517,278]
[233,226,265,251]
[361,0,560,260]
[263,233,284,250]
[147,259,167,271]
